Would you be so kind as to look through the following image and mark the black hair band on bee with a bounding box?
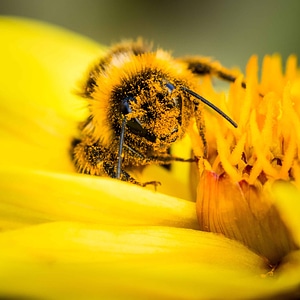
[181,87,238,128]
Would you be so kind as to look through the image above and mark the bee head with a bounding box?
[113,71,193,150]
[88,50,236,153]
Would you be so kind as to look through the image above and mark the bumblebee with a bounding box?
[71,40,238,185]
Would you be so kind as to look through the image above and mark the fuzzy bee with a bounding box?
[71,40,238,185]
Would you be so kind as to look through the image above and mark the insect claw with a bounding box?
[140,180,161,188]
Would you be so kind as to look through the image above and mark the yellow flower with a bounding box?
[193,54,300,265]
[0,16,299,299]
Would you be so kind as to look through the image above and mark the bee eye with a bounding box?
[164,82,181,109]
[120,96,136,115]
[165,82,175,93]
[121,96,156,142]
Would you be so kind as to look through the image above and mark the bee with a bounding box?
[71,40,239,186]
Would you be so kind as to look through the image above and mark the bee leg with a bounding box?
[147,155,196,165]
[124,145,196,166]
[102,161,161,187]
[192,103,208,158]
[120,169,161,187]
[120,170,161,187]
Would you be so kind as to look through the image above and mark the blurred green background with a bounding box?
[1,0,300,71]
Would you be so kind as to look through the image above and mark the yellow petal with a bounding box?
[0,16,105,172]
[0,222,273,300]
[273,181,300,246]
[0,167,198,230]
[196,171,297,264]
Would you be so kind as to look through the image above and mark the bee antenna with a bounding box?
[182,87,237,128]
[116,117,127,179]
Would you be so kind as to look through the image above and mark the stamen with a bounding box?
[215,128,240,182]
